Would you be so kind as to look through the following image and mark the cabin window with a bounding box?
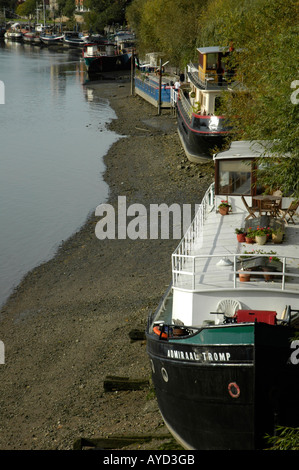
[218,159,252,195]
[206,53,217,70]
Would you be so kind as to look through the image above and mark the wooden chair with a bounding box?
[241,195,257,220]
[259,200,273,216]
[279,200,299,225]
[271,190,282,217]
[260,199,280,217]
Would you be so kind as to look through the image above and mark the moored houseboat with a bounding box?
[134,73,175,109]
[146,140,299,450]
[134,53,177,109]
[82,42,132,74]
[177,46,235,163]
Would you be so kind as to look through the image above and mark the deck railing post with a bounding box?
[233,255,237,288]
[282,257,286,290]
[192,257,195,290]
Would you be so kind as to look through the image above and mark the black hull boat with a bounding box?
[176,46,236,163]
[177,96,229,163]
[83,43,131,74]
[147,302,298,450]
[146,141,299,450]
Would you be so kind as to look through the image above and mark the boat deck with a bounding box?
[134,73,177,108]
[173,208,299,293]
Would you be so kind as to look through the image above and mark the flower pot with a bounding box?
[219,206,229,215]
[272,232,283,244]
[237,233,246,242]
[255,235,267,245]
[245,236,254,244]
[238,271,251,282]
[262,266,274,281]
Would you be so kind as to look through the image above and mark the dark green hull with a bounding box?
[146,322,299,450]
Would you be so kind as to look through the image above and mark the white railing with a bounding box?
[172,183,215,285]
[170,87,178,108]
[172,251,299,293]
[187,62,233,90]
[178,89,193,118]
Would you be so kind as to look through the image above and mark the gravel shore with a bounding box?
[0,78,214,450]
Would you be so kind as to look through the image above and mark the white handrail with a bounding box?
[172,252,299,292]
[178,89,193,118]
[172,183,215,285]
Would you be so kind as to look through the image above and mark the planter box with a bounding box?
[237,256,283,273]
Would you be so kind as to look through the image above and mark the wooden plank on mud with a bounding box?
[103,375,149,392]
[128,329,146,341]
[73,434,171,450]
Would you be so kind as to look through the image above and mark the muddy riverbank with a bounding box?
[0,78,214,450]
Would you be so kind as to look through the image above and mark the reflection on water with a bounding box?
[0,42,119,307]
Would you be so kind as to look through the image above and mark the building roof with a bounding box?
[213,141,272,160]
[197,47,229,55]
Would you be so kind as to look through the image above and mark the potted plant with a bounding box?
[237,249,282,281]
[238,267,251,282]
[237,253,253,281]
[266,252,282,272]
[272,227,283,244]
[254,226,270,245]
[245,228,255,243]
[235,228,246,242]
[262,253,281,281]
[218,200,231,215]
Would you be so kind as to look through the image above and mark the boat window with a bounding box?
[206,53,217,70]
[218,159,252,195]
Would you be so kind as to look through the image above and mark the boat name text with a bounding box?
[167,348,231,362]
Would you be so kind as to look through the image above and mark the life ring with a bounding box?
[153,326,168,339]
[228,382,240,398]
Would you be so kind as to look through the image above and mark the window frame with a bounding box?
[215,158,257,196]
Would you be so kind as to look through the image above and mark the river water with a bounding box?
[0,41,119,307]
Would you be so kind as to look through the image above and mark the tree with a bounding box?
[199,0,299,196]
[16,0,36,18]
[84,0,130,32]
[0,0,17,11]
[126,0,205,68]
[56,0,76,19]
